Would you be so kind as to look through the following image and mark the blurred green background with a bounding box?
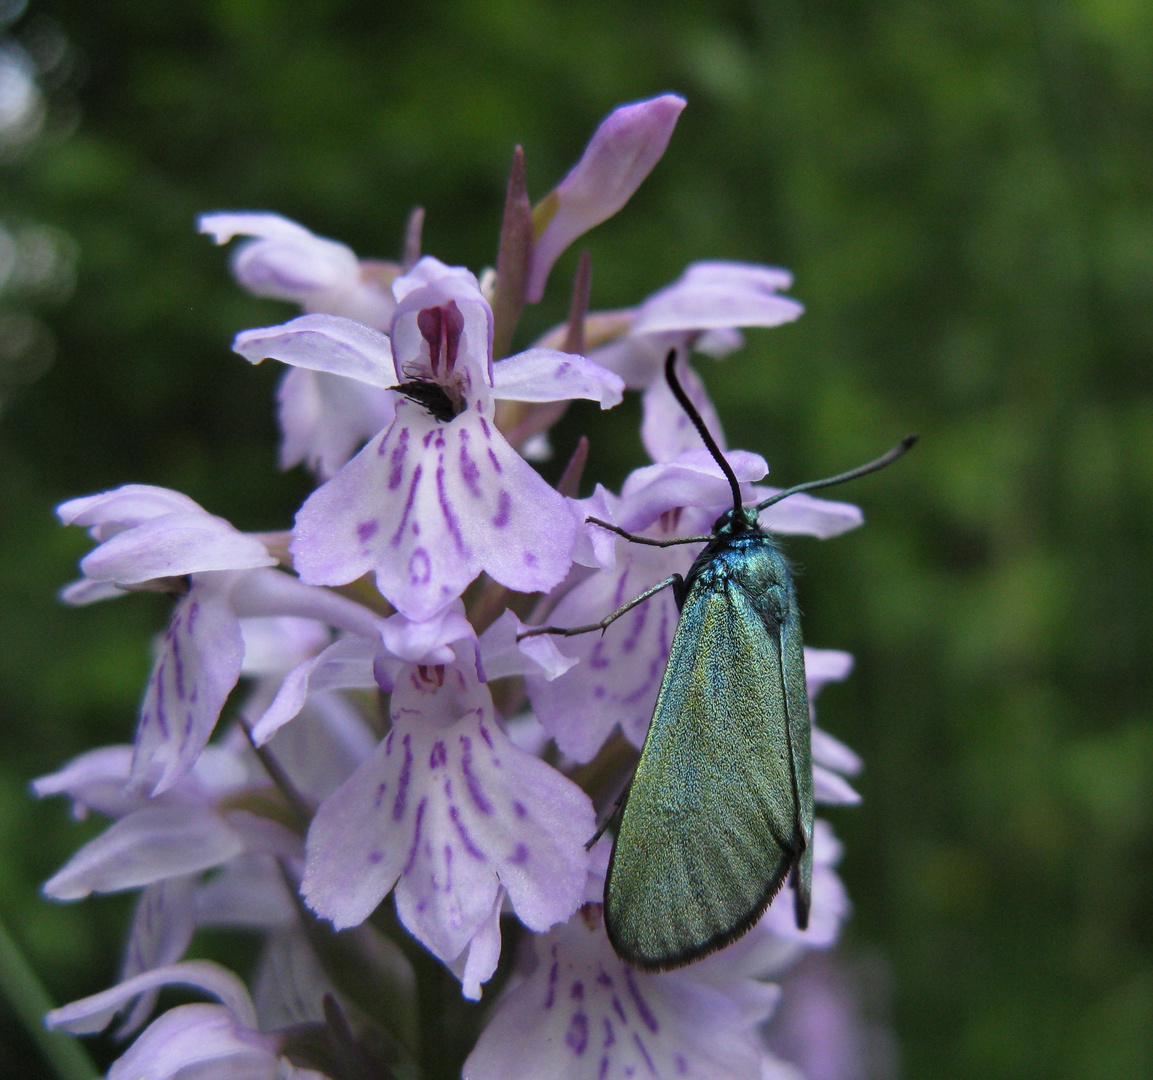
[2,0,1152,1077]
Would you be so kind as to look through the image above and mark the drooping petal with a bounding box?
[234,314,397,388]
[47,960,257,1035]
[133,574,245,794]
[57,484,206,539]
[42,806,244,900]
[292,404,575,620]
[32,745,140,818]
[492,348,624,409]
[381,603,476,664]
[450,892,504,1001]
[527,95,686,302]
[477,609,579,683]
[463,906,775,1080]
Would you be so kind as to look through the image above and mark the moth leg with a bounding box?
[517,574,683,639]
[585,781,630,849]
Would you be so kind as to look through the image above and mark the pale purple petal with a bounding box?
[59,578,125,605]
[381,604,476,664]
[570,484,619,570]
[57,484,204,538]
[293,405,575,620]
[118,877,198,1036]
[450,892,503,1001]
[251,929,338,1029]
[304,665,592,966]
[630,261,803,336]
[588,329,683,390]
[250,635,379,745]
[239,616,330,678]
[47,960,257,1035]
[463,907,773,1080]
[75,512,273,584]
[756,489,864,539]
[391,255,481,305]
[477,610,579,683]
[812,766,861,806]
[641,361,728,462]
[804,648,855,696]
[134,576,245,794]
[32,745,140,818]
[233,314,397,388]
[195,855,298,929]
[527,95,686,302]
[810,725,862,777]
[228,566,383,639]
[108,1003,280,1080]
[277,366,397,479]
[42,806,244,900]
[200,211,360,294]
[617,449,767,534]
[491,349,624,409]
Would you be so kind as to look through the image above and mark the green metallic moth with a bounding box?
[528,351,914,970]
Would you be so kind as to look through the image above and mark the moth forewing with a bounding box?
[603,527,809,970]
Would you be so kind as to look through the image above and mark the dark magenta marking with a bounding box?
[458,429,482,497]
[544,953,559,1009]
[429,740,447,768]
[624,970,659,1034]
[509,843,529,865]
[448,805,486,860]
[458,735,493,814]
[401,796,427,875]
[357,519,380,543]
[392,733,413,821]
[492,490,511,528]
[565,1012,589,1055]
[632,1033,657,1076]
[478,721,494,748]
[512,800,527,818]
[373,781,388,809]
[368,850,383,864]
[436,461,466,552]
[389,462,423,546]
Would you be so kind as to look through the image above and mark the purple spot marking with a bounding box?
[509,843,529,865]
[357,519,380,543]
[565,1012,589,1056]
[392,733,413,820]
[373,781,388,809]
[544,957,559,1009]
[523,550,538,567]
[590,639,610,671]
[624,970,659,1034]
[675,1052,688,1074]
[596,968,613,988]
[386,425,409,486]
[436,462,466,552]
[557,360,571,375]
[603,1017,616,1047]
[458,429,482,498]
[593,685,607,699]
[408,547,432,586]
[368,850,383,864]
[459,735,493,814]
[449,805,486,860]
[390,462,423,546]
[512,800,527,818]
[633,1034,657,1077]
[401,797,427,875]
[429,740,447,769]
[492,490,511,529]
[571,981,584,1000]
[478,721,494,748]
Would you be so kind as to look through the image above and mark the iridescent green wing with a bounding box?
[604,572,805,970]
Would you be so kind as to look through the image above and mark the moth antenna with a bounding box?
[663,350,742,516]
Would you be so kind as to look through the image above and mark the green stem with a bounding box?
[0,913,100,1080]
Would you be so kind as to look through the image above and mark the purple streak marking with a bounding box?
[487,447,502,474]
[478,721,494,748]
[373,781,388,810]
[624,970,659,1033]
[429,740,447,768]
[603,1017,616,1047]
[448,804,486,860]
[186,599,200,633]
[675,1052,688,1074]
[512,800,527,818]
[598,1057,610,1080]
[386,426,409,487]
[401,797,427,875]
[443,843,453,892]
[611,995,627,1024]
[492,490,511,528]
[571,980,584,1000]
[171,637,186,701]
[436,461,466,552]
[407,547,432,586]
[479,416,492,439]
[632,1033,657,1076]
[392,733,413,821]
[544,955,559,1009]
[389,462,423,547]
[458,735,493,813]
[458,429,482,497]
